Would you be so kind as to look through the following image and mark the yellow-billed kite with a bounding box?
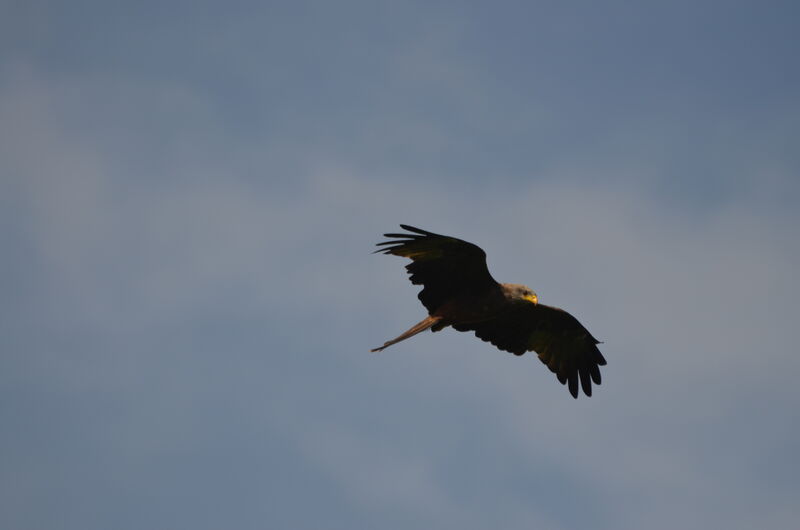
[372,225,607,398]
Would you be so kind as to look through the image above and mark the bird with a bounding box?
[371,225,607,398]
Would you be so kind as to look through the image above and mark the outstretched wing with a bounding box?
[453,304,607,398]
[375,225,499,313]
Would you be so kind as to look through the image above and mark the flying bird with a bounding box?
[372,225,607,398]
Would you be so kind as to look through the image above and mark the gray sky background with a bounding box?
[2,1,799,529]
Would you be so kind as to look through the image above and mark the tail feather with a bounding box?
[371,315,443,352]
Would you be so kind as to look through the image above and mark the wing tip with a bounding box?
[398,224,429,234]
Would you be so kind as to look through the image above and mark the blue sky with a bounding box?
[2,1,799,529]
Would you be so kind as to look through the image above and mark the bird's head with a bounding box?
[504,283,538,305]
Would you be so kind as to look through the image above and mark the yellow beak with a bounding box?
[523,293,538,305]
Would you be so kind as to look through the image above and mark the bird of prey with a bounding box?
[371,225,607,398]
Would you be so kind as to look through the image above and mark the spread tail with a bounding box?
[371,315,443,352]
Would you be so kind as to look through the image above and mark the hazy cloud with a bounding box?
[2,2,799,529]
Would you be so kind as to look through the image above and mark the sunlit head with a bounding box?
[506,283,538,305]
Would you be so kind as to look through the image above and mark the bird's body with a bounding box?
[372,225,607,398]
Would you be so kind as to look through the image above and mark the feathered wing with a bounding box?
[375,225,499,313]
[453,304,607,398]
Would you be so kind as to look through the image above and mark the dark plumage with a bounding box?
[372,225,607,398]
